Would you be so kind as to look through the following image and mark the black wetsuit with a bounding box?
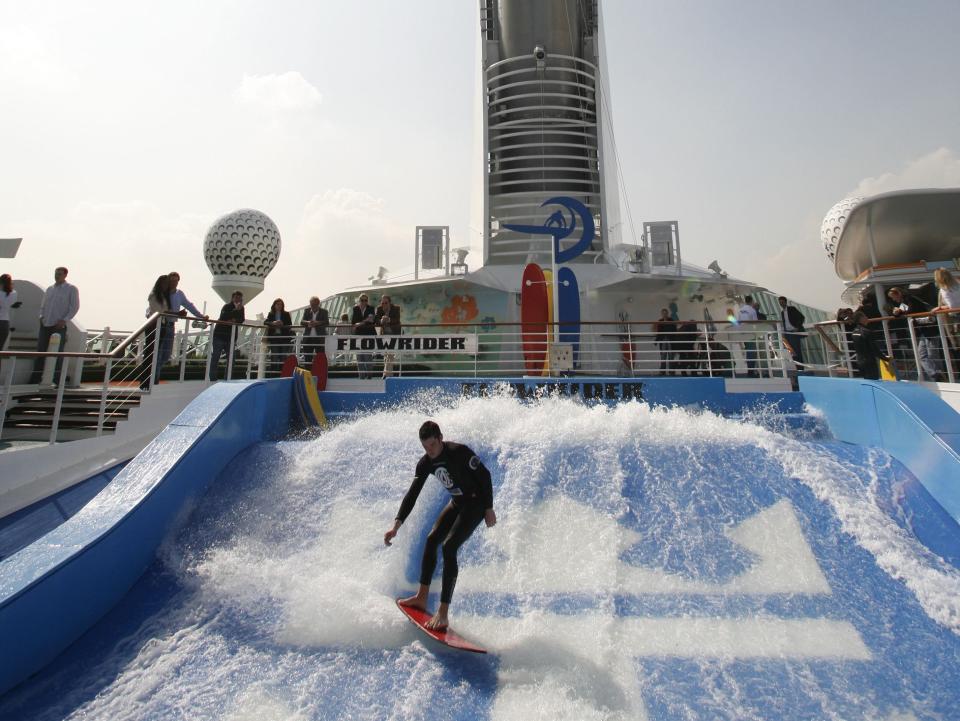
[396,442,493,604]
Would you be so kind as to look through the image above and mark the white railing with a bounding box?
[813,308,960,383]
[0,314,829,443]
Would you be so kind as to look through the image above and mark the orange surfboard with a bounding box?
[520,263,549,375]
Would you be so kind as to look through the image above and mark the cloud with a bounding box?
[297,188,413,268]
[258,189,411,308]
[232,72,322,112]
[849,147,960,197]
[739,236,847,312]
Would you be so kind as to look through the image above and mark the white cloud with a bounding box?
[849,147,960,197]
[735,223,847,312]
[258,189,411,309]
[295,189,406,264]
[232,71,322,111]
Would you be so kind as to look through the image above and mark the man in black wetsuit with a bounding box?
[383,420,496,630]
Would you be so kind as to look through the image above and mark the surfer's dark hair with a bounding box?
[419,421,442,440]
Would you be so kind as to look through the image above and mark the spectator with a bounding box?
[0,273,20,352]
[653,308,678,376]
[333,313,351,366]
[752,300,766,320]
[777,296,806,367]
[301,296,330,362]
[137,275,171,390]
[159,271,208,369]
[351,293,376,379]
[30,266,80,385]
[700,335,732,377]
[674,319,700,376]
[375,294,402,378]
[843,309,890,381]
[887,286,942,381]
[209,291,245,381]
[737,295,759,377]
[264,298,293,377]
[934,268,960,352]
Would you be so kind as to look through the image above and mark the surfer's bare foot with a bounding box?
[398,585,429,612]
[398,594,426,611]
[425,611,448,631]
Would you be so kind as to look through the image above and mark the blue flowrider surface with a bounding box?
[2,397,959,720]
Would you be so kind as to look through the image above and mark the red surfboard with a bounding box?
[280,354,299,377]
[396,600,487,654]
[520,263,549,375]
[311,352,328,391]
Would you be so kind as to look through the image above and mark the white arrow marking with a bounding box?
[458,496,830,595]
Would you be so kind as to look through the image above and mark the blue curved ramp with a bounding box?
[800,376,960,523]
[0,379,295,696]
[1,391,959,720]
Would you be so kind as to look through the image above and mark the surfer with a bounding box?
[384,420,496,630]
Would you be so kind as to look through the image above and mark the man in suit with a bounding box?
[301,296,329,362]
[209,291,245,381]
[778,296,806,367]
[654,308,678,375]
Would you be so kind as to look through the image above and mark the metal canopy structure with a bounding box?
[829,189,960,281]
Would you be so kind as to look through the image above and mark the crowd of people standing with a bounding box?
[5,263,959,387]
[835,268,960,381]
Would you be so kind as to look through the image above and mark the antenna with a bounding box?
[451,248,469,275]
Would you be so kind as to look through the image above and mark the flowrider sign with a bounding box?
[333,334,477,354]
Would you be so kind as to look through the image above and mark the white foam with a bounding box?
[44,395,958,719]
[758,435,960,634]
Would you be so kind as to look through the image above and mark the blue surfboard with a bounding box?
[557,267,581,367]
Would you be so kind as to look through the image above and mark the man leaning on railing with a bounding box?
[777,296,806,367]
[209,291,245,381]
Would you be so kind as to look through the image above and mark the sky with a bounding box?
[2,0,959,330]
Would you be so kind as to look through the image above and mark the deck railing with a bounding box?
[12,308,958,443]
[812,308,960,383]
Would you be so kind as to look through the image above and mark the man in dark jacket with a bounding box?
[209,291,245,381]
[301,296,329,361]
[778,296,806,367]
[654,308,678,375]
[675,320,700,376]
[384,421,496,631]
[887,286,943,380]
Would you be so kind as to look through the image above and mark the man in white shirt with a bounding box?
[158,271,209,369]
[737,295,759,377]
[30,266,80,384]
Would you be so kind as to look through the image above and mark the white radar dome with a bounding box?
[820,196,862,266]
[203,208,281,303]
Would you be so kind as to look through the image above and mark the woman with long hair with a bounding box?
[263,297,292,376]
[0,273,18,351]
[935,268,960,352]
[137,275,171,390]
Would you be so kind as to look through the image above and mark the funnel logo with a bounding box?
[503,196,596,263]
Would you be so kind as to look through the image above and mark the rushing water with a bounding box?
[3,395,960,721]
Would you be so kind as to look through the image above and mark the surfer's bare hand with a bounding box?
[384,528,397,546]
[484,509,497,528]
